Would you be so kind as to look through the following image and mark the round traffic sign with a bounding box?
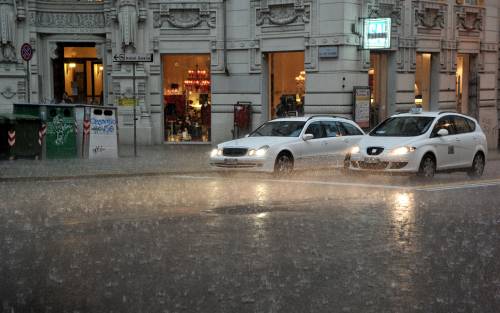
[21,43,33,62]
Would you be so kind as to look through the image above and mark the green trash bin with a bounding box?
[46,106,77,159]
[13,103,41,118]
[0,114,42,160]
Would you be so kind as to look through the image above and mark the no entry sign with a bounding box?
[21,43,33,62]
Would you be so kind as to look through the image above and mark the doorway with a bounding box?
[456,54,478,118]
[415,53,432,111]
[267,52,305,119]
[369,53,389,127]
[53,43,103,104]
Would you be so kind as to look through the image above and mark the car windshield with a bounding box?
[250,121,306,137]
[370,116,434,137]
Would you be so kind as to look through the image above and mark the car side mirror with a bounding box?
[437,129,449,137]
[244,134,250,138]
[303,133,314,141]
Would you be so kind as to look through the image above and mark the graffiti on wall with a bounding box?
[47,115,74,146]
[91,117,116,135]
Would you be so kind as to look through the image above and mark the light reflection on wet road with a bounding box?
[1,172,499,312]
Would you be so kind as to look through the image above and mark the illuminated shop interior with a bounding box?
[369,52,388,128]
[268,52,306,119]
[162,54,211,142]
[456,54,470,114]
[57,45,103,104]
[415,53,431,111]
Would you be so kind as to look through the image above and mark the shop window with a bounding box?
[162,54,211,142]
[268,52,305,119]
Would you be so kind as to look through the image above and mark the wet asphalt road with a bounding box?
[1,164,500,313]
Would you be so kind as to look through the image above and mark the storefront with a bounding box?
[267,51,305,119]
[162,54,211,143]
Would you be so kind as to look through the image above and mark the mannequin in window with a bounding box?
[201,101,211,140]
[276,95,288,118]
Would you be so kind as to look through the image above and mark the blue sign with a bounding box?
[319,46,338,58]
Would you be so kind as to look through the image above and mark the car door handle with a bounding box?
[455,138,461,142]
[342,138,350,143]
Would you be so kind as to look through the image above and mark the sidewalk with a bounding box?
[0,144,213,181]
[0,145,499,181]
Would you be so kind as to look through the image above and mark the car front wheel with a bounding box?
[274,153,293,177]
[417,154,436,178]
[467,153,485,178]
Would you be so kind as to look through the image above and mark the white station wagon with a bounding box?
[349,110,488,178]
[210,116,365,175]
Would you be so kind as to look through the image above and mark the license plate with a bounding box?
[224,158,238,164]
[364,157,380,164]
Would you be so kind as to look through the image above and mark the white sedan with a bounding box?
[210,116,365,175]
[349,110,488,178]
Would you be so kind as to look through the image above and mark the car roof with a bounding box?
[391,111,478,121]
[271,115,352,122]
[391,111,441,118]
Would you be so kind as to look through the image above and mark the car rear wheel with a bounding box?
[274,153,293,177]
[417,154,436,178]
[467,153,485,178]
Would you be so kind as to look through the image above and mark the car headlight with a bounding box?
[351,146,360,154]
[211,148,223,157]
[391,146,416,156]
[249,145,269,157]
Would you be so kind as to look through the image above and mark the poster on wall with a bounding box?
[363,18,391,49]
[353,87,371,128]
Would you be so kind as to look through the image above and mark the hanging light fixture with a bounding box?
[184,65,210,92]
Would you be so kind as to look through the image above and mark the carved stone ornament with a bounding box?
[368,3,402,26]
[456,6,484,32]
[256,1,310,26]
[0,0,17,62]
[415,7,445,29]
[30,12,105,29]
[154,4,216,29]
[1,86,16,99]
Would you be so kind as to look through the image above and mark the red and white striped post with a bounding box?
[7,130,15,160]
[7,130,15,147]
[38,124,47,146]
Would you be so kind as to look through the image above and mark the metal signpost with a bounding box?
[112,53,153,157]
[21,43,33,103]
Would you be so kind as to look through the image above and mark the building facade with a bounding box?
[0,0,498,148]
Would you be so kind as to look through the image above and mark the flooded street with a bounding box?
[1,172,500,312]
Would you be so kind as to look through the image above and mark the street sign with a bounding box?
[20,43,33,62]
[319,46,339,59]
[113,53,153,63]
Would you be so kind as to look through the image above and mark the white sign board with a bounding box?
[353,87,371,128]
[113,53,153,63]
[363,18,391,49]
[89,108,118,159]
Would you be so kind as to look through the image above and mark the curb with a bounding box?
[1,154,499,182]
[0,170,215,183]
